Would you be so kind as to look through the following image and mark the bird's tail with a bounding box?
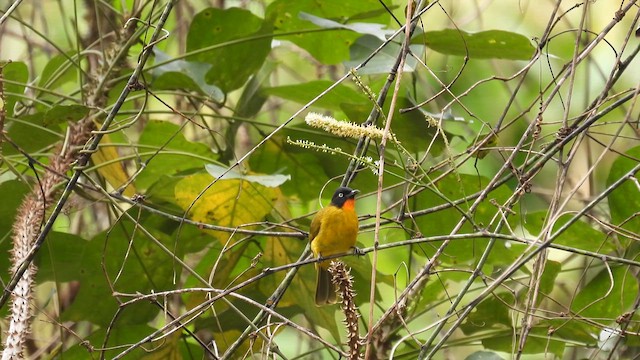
[315,264,337,306]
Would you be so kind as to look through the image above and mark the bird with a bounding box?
[309,186,359,305]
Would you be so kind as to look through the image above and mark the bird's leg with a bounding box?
[351,246,365,256]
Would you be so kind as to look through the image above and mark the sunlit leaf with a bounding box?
[93,134,136,197]
[174,173,282,244]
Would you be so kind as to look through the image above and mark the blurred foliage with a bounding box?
[1,0,639,359]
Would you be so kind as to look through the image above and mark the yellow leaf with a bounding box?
[93,134,136,197]
[174,174,280,244]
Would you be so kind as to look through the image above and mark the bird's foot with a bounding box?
[351,246,365,256]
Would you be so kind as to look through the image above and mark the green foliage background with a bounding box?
[1,0,639,359]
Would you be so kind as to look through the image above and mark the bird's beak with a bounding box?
[349,189,360,197]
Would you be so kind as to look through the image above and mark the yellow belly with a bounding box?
[311,206,358,261]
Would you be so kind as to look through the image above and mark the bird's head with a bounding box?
[330,187,359,210]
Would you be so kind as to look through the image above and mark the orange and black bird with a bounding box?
[309,187,359,305]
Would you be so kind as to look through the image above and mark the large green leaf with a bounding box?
[0,180,29,309]
[60,214,193,326]
[61,324,204,359]
[152,50,224,102]
[571,265,638,320]
[607,145,640,245]
[522,212,616,254]
[37,232,91,282]
[415,29,536,60]
[347,35,421,74]
[263,80,369,111]
[2,61,28,118]
[481,327,565,357]
[38,53,79,90]
[266,0,390,64]
[410,173,525,265]
[135,120,217,190]
[4,112,62,156]
[249,138,327,201]
[460,291,514,335]
[187,7,272,93]
[42,104,89,126]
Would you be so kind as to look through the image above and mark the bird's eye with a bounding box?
[338,193,344,197]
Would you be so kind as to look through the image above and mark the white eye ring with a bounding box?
[338,193,344,197]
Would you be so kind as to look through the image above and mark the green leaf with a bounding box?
[235,62,273,119]
[538,260,561,303]
[522,211,615,254]
[465,351,505,360]
[61,214,192,326]
[347,35,421,74]
[152,50,224,102]
[571,266,638,320]
[1,61,28,118]
[266,0,390,64]
[5,112,62,155]
[187,7,272,93]
[38,53,78,90]
[389,96,446,155]
[249,138,328,201]
[43,104,89,126]
[0,180,29,298]
[607,145,640,244]
[541,319,597,345]
[461,291,514,334]
[37,232,90,282]
[415,29,536,60]
[482,327,565,356]
[410,174,525,265]
[299,12,393,40]
[263,80,369,111]
[60,324,198,359]
[135,120,217,190]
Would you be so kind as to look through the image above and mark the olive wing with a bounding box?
[309,207,325,243]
